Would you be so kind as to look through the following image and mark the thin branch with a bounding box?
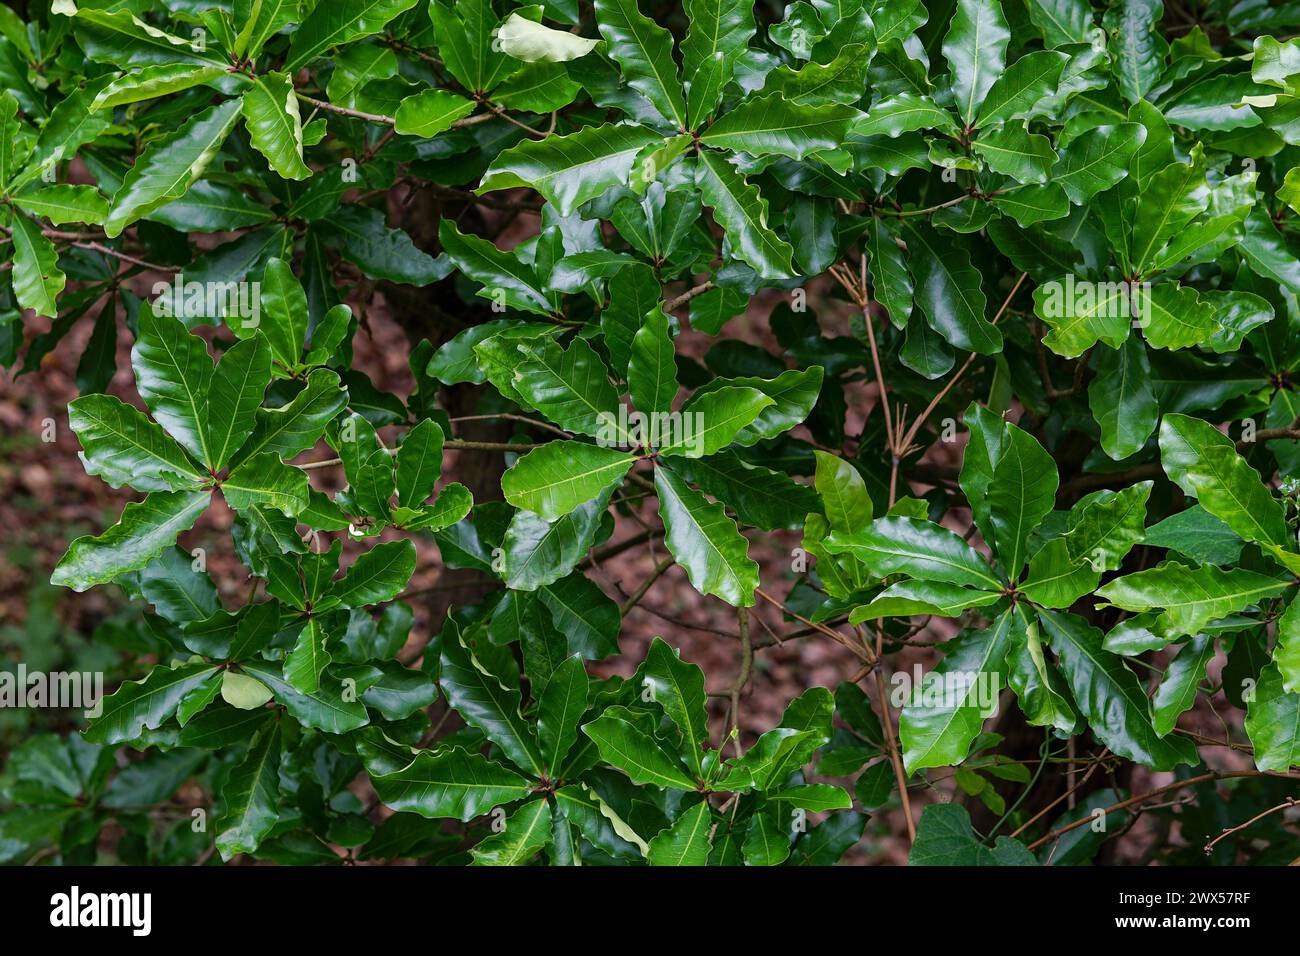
[294,92,494,131]
[448,413,571,438]
[754,587,873,663]
[666,281,715,313]
[1028,770,1300,851]
[871,644,917,844]
[619,556,674,615]
[897,272,1028,454]
[1203,798,1296,854]
[725,607,754,758]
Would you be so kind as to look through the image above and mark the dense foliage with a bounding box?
[2,0,1299,866]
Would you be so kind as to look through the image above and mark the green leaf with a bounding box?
[52,490,210,592]
[1275,598,1300,696]
[68,393,203,493]
[1105,0,1166,104]
[326,206,450,286]
[863,217,913,329]
[1089,336,1157,460]
[666,386,774,457]
[991,183,1069,226]
[655,466,759,607]
[899,222,1000,355]
[1244,662,1300,772]
[241,72,311,181]
[214,721,281,860]
[104,98,243,238]
[132,306,215,465]
[593,0,687,129]
[974,50,1068,128]
[206,336,272,471]
[824,516,1002,590]
[221,671,274,710]
[849,580,1002,621]
[1032,274,1134,358]
[285,617,332,695]
[10,83,112,193]
[515,336,621,438]
[942,0,1011,125]
[1064,482,1151,573]
[328,540,417,609]
[428,0,514,95]
[234,0,299,59]
[959,402,1007,548]
[647,801,713,865]
[640,637,709,775]
[813,450,873,533]
[1021,538,1098,609]
[688,367,824,447]
[581,705,699,789]
[90,63,225,109]
[1151,634,1214,737]
[393,89,476,137]
[538,572,622,659]
[1005,605,1075,733]
[240,661,370,733]
[909,803,1037,865]
[1040,608,1203,771]
[851,93,960,139]
[700,96,859,160]
[665,450,816,530]
[628,305,678,414]
[538,655,589,776]
[1143,505,1243,567]
[395,419,445,509]
[987,423,1058,581]
[899,611,1015,773]
[1158,414,1289,550]
[971,124,1057,185]
[502,491,613,591]
[221,454,309,515]
[479,123,661,216]
[70,8,226,68]
[236,368,348,463]
[84,661,219,744]
[502,441,635,520]
[284,0,418,72]
[9,214,64,319]
[471,798,553,865]
[440,625,544,776]
[681,0,755,125]
[1052,123,1145,205]
[250,258,307,370]
[1130,155,1210,275]
[1095,562,1290,639]
[13,184,109,225]
[1141,284,1219,351]
[370,747,531,820]
[1022,0,1092,47]
[695,150,794,279]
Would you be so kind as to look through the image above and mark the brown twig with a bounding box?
[1203,798,1297,854]
[1028,770,1300,851]
[619,556,674,615]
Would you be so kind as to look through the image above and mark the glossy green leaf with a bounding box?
[655,466,759,607]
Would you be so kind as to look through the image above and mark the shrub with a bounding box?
[1,0,1298,867]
